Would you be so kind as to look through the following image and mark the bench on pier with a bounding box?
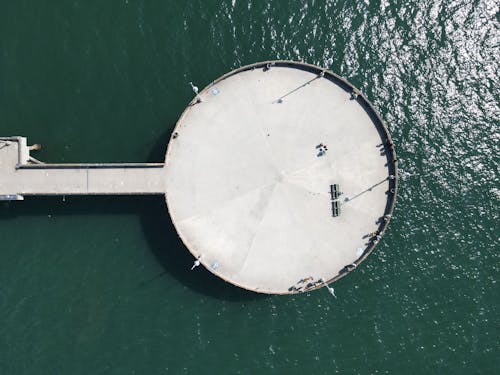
[330,184,341,200]
[331,200,341,217]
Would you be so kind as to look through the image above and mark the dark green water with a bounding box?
[1,1,498,374]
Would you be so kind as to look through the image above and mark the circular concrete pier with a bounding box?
[165,61,397,294]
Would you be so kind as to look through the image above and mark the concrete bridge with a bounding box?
[0,61,398,294]
[0,137,165,200]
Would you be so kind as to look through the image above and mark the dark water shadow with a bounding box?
[144,130,265,302]
[0,131,264,302]
[138,195,264,302]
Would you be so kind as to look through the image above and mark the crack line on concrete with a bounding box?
[236,182,279,277]
[178,180,279,226]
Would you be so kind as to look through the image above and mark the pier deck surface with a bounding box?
[0,137,165,196]
[165,62,397,294]
[1,62,397,294]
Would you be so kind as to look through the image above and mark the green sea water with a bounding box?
[0,1,498,374]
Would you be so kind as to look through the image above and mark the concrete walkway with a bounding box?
[1,62,397,295]
[0,137,165,198]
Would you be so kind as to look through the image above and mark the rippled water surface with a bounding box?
[0,1,498,374]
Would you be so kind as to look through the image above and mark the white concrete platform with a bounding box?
[0,137,165,196]
[0,61,397,295]
[165,62,397,294]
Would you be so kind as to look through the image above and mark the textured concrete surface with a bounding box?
[165,63,394,294]
[0,62,396,294]
[0,137,165,196]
